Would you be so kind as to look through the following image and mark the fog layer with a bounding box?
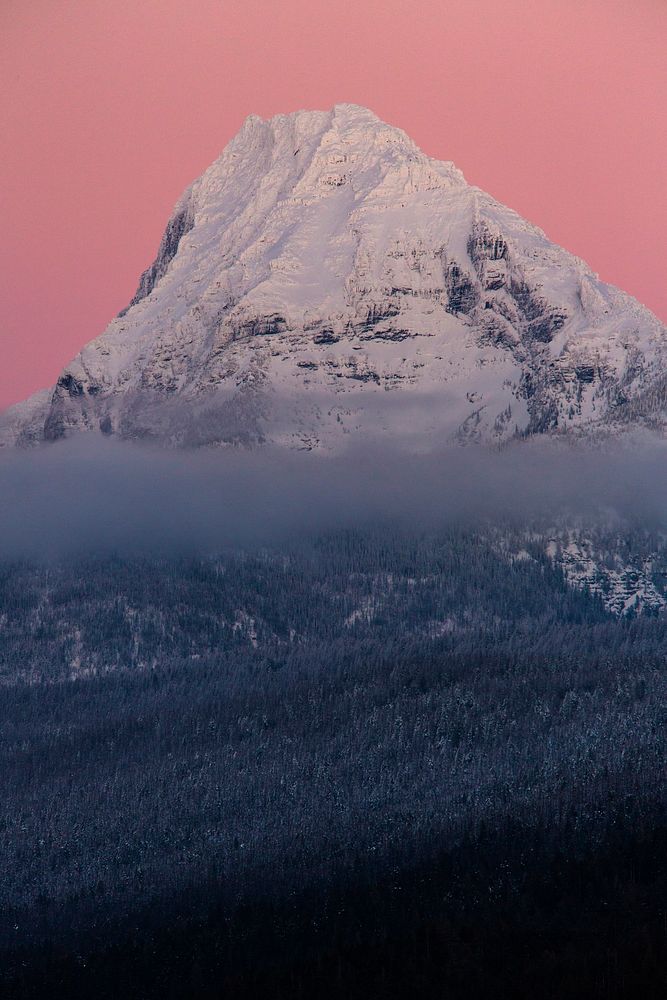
[0,436,664,559]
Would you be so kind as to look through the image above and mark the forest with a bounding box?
[0,529,665,997]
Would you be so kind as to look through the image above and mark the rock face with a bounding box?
[2,103,666,450]
[498,526,667,617]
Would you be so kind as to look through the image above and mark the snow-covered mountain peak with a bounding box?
[2,105,666,451]
[191,103,465,221]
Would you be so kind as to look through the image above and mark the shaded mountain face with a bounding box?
[2,103,666,450]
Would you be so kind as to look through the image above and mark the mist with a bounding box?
[0,435,666,560]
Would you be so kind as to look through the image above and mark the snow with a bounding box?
[3,102,667,451]
[0,389,53,448]
[548,532,667,616]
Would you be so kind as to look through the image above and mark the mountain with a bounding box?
[2,103,666,450]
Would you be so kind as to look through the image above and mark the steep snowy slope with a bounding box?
[0,390,53,449]
[2,103,666,450]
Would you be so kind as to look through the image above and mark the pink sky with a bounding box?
[1,0,665,410]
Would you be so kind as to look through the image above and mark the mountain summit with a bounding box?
[3,103,666,449]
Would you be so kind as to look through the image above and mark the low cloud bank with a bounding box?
[0,436,665,559]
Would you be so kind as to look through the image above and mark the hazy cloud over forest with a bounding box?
[0,436,664,559]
